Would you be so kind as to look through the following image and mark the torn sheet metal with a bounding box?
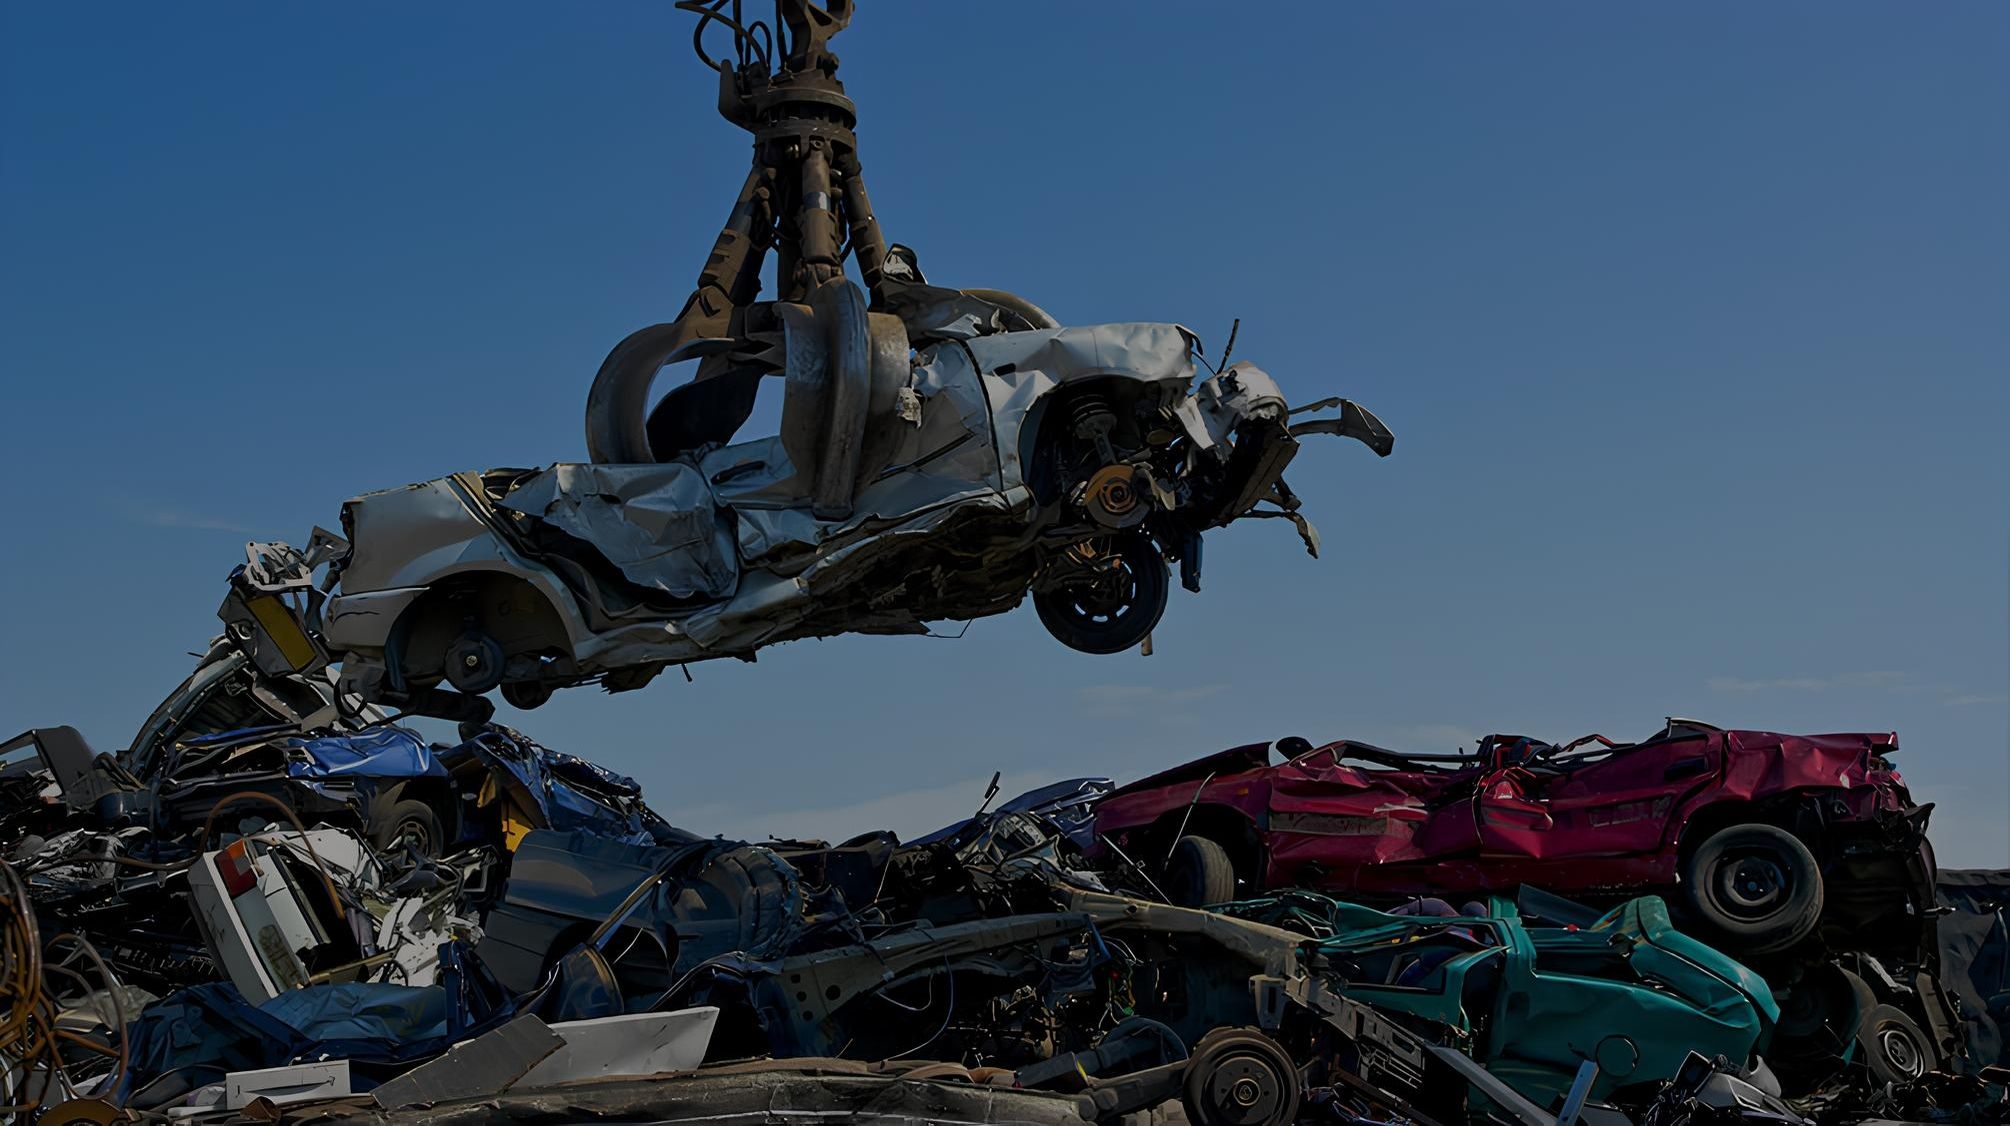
[283,727,444,782]
[460,724,671,847]
[370,1013,563,1110]
[476,829,812,997]
[226,1061,355,1109]
[509,1007,719,1090]
[498,462,740,602]
[225,1059,353,1110]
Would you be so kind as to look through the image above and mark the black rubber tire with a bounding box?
[1681,823,1824,954]
[1775,963,1875,1046]
[1181,1028,1301,1126]
[1033,535,1170,655]
[1858,1003,1937,1084]
[370,797,444,858]
[501,679,554,710]
[1167,835,1238,907]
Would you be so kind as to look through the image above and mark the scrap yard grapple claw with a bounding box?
[261,0,1398,717]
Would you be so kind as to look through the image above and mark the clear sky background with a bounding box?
[2,3,2005,864]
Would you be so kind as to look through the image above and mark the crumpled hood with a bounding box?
[1106,742,1275,801]
[1590,895,1780,1026]
[962,322,1199,383]
[284,726,446,781]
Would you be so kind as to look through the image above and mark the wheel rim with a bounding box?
[1713,850,1790,918]
[1202,1053,1289,1126]
[445,633,505,694]
[394,817,433,855]
[1053,559,1145,628]
[1035,535,1167,654]
[1874,1021,1927,1078]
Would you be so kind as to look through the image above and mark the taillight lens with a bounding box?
[216,840,259,897]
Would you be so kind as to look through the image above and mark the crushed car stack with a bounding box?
[2,636,2005,1125]
[5,2,1998,1125]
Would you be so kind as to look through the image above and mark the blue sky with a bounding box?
[2,3,2005,864]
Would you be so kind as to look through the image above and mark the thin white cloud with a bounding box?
[144,510,257,533]
[1835,670,1912,689]
[115,498,258,534]
[1705,671,1997,703]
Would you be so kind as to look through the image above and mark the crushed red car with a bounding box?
[1089,718,1958,1082]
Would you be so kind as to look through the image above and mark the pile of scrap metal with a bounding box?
[6,651,2005,1126]
[1,677,1473,1123]
[0,538,1995,1126]
[0,732,1770,1126]
[5,2,2002,1124]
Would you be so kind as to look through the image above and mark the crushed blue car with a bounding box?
[910,776,1114,851]
[140,721,670,856]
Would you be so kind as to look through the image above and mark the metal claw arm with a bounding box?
[1288,398,1395,458]
[586,0,886,465]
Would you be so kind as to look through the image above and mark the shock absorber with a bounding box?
[1069,392,1118,465]
[1065,392,1152,528]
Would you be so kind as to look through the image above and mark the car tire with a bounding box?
[370,796,444,859]
[1033,535,1170,655]
[1167,835,1238,907]
[1181,1027,1300,1126]
[1858,1003,1937,1084]
[1775,962,1876,1046]
[501,679,554,710]
[1682,823,1824,954]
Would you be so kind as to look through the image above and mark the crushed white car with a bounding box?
[294,316,1389,715]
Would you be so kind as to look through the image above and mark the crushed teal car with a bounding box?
[1219,891,1778,1108]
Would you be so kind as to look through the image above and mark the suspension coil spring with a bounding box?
[1069,392,1116,442]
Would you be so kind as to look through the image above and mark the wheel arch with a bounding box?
[384,568,574,691]
[1140,803,1265,887]
[1019,373,1185,506]
[367,775,460,850]
[1672,789,1854,865]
